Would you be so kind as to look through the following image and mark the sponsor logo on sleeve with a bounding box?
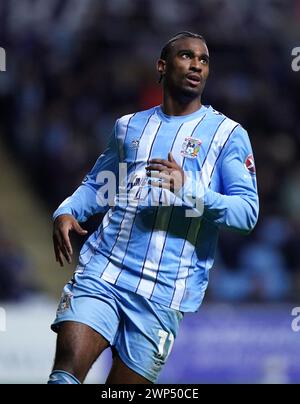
[244,154,256,175]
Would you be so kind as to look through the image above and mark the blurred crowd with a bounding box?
[0,0,300,302]
[0,222,35,301]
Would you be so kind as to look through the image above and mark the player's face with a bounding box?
[158,38,210,99]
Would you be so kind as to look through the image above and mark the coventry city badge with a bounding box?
[57,291,73,314]
[181,137,202,159]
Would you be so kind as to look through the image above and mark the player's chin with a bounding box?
[180,85,202,98]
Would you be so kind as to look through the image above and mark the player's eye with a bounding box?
[181,53,192,59]
[200,58,209,65]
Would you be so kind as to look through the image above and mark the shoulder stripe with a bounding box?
[116,113,136,162]
[201,118,239,188]
[208,123,239,187]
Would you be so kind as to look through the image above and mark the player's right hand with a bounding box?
[53,214,88,267]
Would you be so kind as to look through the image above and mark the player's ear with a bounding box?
[157,59,166,83]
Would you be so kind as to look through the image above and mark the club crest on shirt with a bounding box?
[244,154,256,174]
[181,137,202,159]
[57,291,73,314]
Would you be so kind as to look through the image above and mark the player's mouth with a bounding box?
[186,74,202,87]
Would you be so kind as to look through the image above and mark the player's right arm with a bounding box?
[52,123,120,266]
[53,214,88,266]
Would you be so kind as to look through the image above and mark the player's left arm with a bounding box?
[202,126,259,233]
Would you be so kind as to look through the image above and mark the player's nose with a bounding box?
[190,58,202,72]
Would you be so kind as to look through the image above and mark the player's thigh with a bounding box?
[51,273,121,382]
[53,321,109,382]
[106,349,152,384]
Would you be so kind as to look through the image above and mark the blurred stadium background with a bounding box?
[0,0,300,384]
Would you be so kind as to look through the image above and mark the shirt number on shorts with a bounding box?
[158,330,174,360]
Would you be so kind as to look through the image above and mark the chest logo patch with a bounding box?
[181,137,202,159]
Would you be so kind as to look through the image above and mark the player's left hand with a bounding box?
[145,152,185,193]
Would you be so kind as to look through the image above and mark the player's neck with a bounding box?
[162,94,202,117]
